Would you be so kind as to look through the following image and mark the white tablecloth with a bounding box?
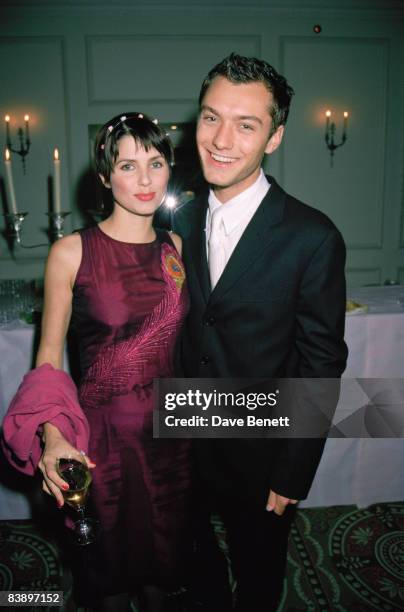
[1,287,404,518]
[301,286,404,508]
[0,322,68,519]
[0,323,36,519]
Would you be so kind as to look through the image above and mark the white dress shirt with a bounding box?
[206,169,270,287]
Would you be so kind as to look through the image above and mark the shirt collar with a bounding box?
[208,170,270,235]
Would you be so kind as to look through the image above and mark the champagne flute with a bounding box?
[56,454,98,545]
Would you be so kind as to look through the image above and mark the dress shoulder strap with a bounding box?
[73,226,98,285]
[155,228,177,251]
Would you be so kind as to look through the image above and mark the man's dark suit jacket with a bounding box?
[173,176,348,505]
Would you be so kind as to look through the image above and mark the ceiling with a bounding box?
[2,0,403,9]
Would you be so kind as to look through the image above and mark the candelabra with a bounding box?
[3,211,70,251]
[46,211,70,241]
[3,212,27,245]
[325,110,348,167]
[2,135,69,250]
[5,114,31,173]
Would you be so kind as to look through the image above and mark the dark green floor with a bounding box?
[273,503,403,611]
[1,502,403,611]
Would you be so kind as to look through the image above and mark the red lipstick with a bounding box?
[134,192,156,202]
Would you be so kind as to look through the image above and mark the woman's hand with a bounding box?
[38,423,96,508]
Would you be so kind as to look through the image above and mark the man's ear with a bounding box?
[99,173,111,189]
[265,125,285,155]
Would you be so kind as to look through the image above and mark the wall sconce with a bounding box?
[5,114,31,174]
[325,110,348,167]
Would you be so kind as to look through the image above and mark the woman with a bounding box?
[36,113,191,611]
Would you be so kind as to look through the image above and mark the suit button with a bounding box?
[200,356,210,365]
[205,317,215,326]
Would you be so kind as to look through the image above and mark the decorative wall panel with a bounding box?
[280,36,388,250]
[86,35,261,105]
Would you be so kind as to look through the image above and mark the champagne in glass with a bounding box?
[57,455,98,545]
[58,457,92,509]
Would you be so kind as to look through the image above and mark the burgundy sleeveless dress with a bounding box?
[71,225,191,597]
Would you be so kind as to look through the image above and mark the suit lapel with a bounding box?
[187,196,211,304]
[209,177,286,303]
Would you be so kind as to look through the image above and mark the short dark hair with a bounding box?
[198,53,294,134]
[94,112,174,182]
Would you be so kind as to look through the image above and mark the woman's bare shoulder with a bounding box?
[46,233,82,278]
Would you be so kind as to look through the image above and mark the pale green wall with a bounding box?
[1,1,403,286]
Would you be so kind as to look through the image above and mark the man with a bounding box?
[173,53,347,612]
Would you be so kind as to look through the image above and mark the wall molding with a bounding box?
[399,181,404,248]
[345,267,382,286]
[0,35,69,264]
[279,35,389,250]
[85,34,261,105]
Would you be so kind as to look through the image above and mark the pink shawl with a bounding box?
[1,363,89,475]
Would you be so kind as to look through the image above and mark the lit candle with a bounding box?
[4,148,18,214]
[53,148,61,213]
[5,115,11,147]
[325,109,331,133]
[24,114,30,142]
[343,111,349,138]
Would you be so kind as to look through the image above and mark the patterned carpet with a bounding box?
[279,503,404,611]
[0,502,403,611]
